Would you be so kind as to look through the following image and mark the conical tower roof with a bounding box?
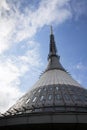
[3,27,87,116]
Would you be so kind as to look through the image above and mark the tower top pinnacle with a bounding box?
[49,26,57,56]
[50,25,53,35]
[45,26,66,72]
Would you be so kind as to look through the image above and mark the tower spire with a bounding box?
[45,26,65,72]
[48,25,57,59]
[50,25,53,35]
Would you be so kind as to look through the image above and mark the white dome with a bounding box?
[33,69,81,89]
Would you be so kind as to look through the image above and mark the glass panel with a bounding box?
[38,89,41,93]
[32,97,37,102]
[73,95,77,100]
[43,88,46,91]
[40,95,44,101]
[48,95,52,100]
[56,94,61,100]
[85,96,87,101]
[62,86,65,89]
[19,98,23,102]
[49,87,52,90]
[64,94,70,100]
[32,91,36,94]
[26,99,30,104]
[56,86,59,90]
[72,95,79,101]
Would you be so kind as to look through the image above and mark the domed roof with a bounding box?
[3,26,87,116]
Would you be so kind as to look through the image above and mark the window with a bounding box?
[19,98,23,102]
[40,95,44,101]
[48,95,52,100]
[56,94,61,100]
[32,90,36,94]
[38,89,41,93]
[64,94,70,100]
[73,95,77,100]
[49,87,52,91]
[32,97,37,102]
[81,96,87,102]
[72,95,79,101]
[56,86,59,90]
[43,88,46,91]
[26,99,30,104]
[62,86,65,90]
[85,98,87,102]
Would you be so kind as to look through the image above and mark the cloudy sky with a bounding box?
[0,0,87,113]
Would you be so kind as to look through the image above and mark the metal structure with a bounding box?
[0,27,87,129]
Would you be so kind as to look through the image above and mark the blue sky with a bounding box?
[0,0,87,113]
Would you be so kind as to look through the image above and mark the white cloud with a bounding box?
[0,40,42,113]
[68,62,87,72]
[0,18,15,54]
[0,0,72,54]
[76,62,87,71]
[0,0,86,54]
[0,0,10,10]
[71,0,87,20]
[0,58,23,113]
